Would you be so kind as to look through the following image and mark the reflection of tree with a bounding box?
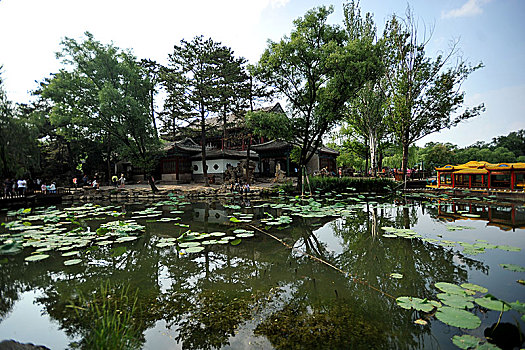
[0,198,493,349]
[255,299,386,349]
[327,199,489,346]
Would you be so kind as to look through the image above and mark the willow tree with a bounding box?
[253,5,381,190]
[383,11,484,181]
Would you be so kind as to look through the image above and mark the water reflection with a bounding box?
[432,200,525,231]
[0,197,522,349]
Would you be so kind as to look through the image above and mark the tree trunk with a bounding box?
[106,133,112,185]
[172,114,177,141]
[201,111,209,187]
[148,174,159,193]
[222,105,227,150]
[245,134,252,184]
[151,88,158,139]
[364,139,369,176]
[245,96,254,184]
[401,137,410,184]
[369,131,377,177]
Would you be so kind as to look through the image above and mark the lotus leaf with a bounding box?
[497,245,521,252]
[460,283,488,294]
[499,263,525,272]
[435,307,481,329]
[475,297,511,311]
[25,254,50,262]
[62,251,79,257]
[178,242,201,248]
[231,239,242,246]
[201,240,218,245]
[451,335,482,349]
[396,297,434,312]
[209,232,226,237]
[236,233,255,238]
[437,293,474,309]
[185,246,204,253]
[435,282,467,295]
[64,259,82,266]
[509,300,525,314]
[116,236,139,242]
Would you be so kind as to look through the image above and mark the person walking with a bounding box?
[119,173,125,188]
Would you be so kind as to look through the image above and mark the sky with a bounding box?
[0,0,524,147]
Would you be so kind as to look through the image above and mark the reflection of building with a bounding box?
[436,200,525,231]
[436,161,525,190]
[193,208,228,224]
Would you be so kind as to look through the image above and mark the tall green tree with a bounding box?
[253,5,381,189]
[491,130,525,158]
[164,36,247,186]
[383,11,484,181]
[41,32,160,181]
[0,68,40,178]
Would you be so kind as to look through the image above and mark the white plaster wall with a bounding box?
[192,159,260,174]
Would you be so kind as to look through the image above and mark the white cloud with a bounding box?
[441,0,490,19]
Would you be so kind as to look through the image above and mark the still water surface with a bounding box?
[0,194,524,349]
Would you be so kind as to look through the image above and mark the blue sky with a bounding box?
[0,0,523,147]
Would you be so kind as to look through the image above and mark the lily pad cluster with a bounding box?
[397,281,525,343]
[0,205,144,265]
[155,228,256,253]
[381,226,521,257]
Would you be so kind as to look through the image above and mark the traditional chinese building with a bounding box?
[435,161,525,190]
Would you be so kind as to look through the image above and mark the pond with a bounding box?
[0,192,524,349]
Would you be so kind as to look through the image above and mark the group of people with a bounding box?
[72,173,126,189]
[2,178,57,198]
[229,181,250,195]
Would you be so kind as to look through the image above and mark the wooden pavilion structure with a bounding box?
[435,161,525,190]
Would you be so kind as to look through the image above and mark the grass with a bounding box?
[278,176,396,195]
[68,281,141,350]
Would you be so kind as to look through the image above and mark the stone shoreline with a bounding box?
[62,182,281,202]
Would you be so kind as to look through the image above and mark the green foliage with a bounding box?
[41,32,160,174]
[163,35,249,185]
[0,69,40,178]
[382,11,484,178]
[253,5,381,189]
[245,111,292,141]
